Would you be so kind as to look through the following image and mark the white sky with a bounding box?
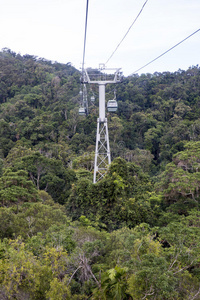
[0,0,199,76]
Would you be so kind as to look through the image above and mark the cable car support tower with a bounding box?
[83,64,121,183]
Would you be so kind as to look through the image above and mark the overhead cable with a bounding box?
[130,28,200,75]
[105,0,149,65]
[82,0,89,73]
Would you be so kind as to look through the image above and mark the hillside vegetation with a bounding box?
[1,48,200,299]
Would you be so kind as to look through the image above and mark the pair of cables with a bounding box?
[82,0,200,76]
[81,0,148,72]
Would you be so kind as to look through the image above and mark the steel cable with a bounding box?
[129,28,200,75]
[105,0,149,65]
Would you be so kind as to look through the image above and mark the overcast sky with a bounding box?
[1,0,199,76]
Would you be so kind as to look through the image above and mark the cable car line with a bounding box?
[79,0,89,117]
[105,0,149,65]
[82,0,89,74]
[129,28,200,75]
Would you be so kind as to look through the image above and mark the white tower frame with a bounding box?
[83,65,121,183]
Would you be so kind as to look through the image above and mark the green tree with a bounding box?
[14,151,76,203]
[12,202,70,239]
[157,141,200,213]
[0,168,39,209]
[0,239,71,299]
[92,266,129,300]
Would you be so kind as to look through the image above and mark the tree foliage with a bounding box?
[1,49,200,298]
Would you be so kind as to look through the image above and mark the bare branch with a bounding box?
[67,266,82,286]
[142,286,154,300]
[189,287,200,300]
[173,261,194,275]
[168,253,179,271]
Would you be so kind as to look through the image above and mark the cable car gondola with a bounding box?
[107,99,118,112]
[79,107,86,116]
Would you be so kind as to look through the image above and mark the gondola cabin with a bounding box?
[79,107,86,116]
[107,100,118,112]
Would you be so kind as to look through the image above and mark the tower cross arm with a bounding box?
[88,80,118,85]
[82,67,122,84]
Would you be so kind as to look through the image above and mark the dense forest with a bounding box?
[1,47,200,299]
